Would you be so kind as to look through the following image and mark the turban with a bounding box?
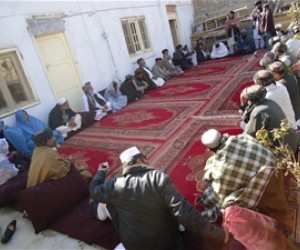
[32,128,53,147]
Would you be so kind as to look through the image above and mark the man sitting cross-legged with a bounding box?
[136,58,164,88]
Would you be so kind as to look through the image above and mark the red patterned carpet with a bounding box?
[58,50,300,247]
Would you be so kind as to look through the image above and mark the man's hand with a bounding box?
[68,118,77,128]
[103,104,110,112]
[98,162,109,172]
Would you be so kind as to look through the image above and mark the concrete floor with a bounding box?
[0,206,106,250]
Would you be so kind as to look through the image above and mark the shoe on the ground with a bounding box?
[1,220,16,244]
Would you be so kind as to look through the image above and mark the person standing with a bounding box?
[90,146,229,250]
[251,1,265,49]
[260,3,276,50]
[225,11,242,54]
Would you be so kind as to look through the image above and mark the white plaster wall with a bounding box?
[0,0,193,126]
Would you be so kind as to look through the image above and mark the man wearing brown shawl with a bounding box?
[26,128,71,188]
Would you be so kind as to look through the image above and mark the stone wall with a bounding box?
[193,0,253,22]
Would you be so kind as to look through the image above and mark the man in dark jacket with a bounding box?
[119,75,144,103]
[90,146,228,250]
[48,98,79,128]
[240,84,300,152]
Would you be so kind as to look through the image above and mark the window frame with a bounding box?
[0,48,39,118]
[121,16,151,56]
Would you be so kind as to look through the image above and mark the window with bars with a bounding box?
[121,17,151,55]
[0,49,37,117]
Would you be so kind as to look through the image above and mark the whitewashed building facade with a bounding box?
[0,0,193,125]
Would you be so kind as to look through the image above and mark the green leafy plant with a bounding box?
[256,119,300,182]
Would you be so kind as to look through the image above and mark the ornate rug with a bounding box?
[58,51,300,246]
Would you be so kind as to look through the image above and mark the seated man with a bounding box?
[236,29,256,55]
[90,146,229,250]
[136,58,165,87]
[272,42,296,67]
[240,84,299,153]
[199,129,288,224]
[259,51,277,69]
[194,38,208,64]
[152,58,176,80]
[135,69,150,92]
[210,42,229,59]
[120,75,144,103]
[27,128,92,188]
[182,45,197,65]
[253,70,297,130]
[104,81,127,113]
[173,44,193,70]
[268,61,300,122]
[27,128,71,188]
[82,82,111,113]
[161,49,183,74]
[286,25,300,56]
[48,97,82,138]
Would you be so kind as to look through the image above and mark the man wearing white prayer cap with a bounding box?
[199,129,288,225]
[90,146,229,250]
[119,146,141,165]
[275,23,285,38]
[201,129,223,151]
[57,97,67,106]
[48,97,82,138]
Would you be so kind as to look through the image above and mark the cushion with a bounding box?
[0,171,28,208]
[222,206,288,250]
[17,166,89,233]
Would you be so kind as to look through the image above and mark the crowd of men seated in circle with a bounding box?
[1,1,300,247]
